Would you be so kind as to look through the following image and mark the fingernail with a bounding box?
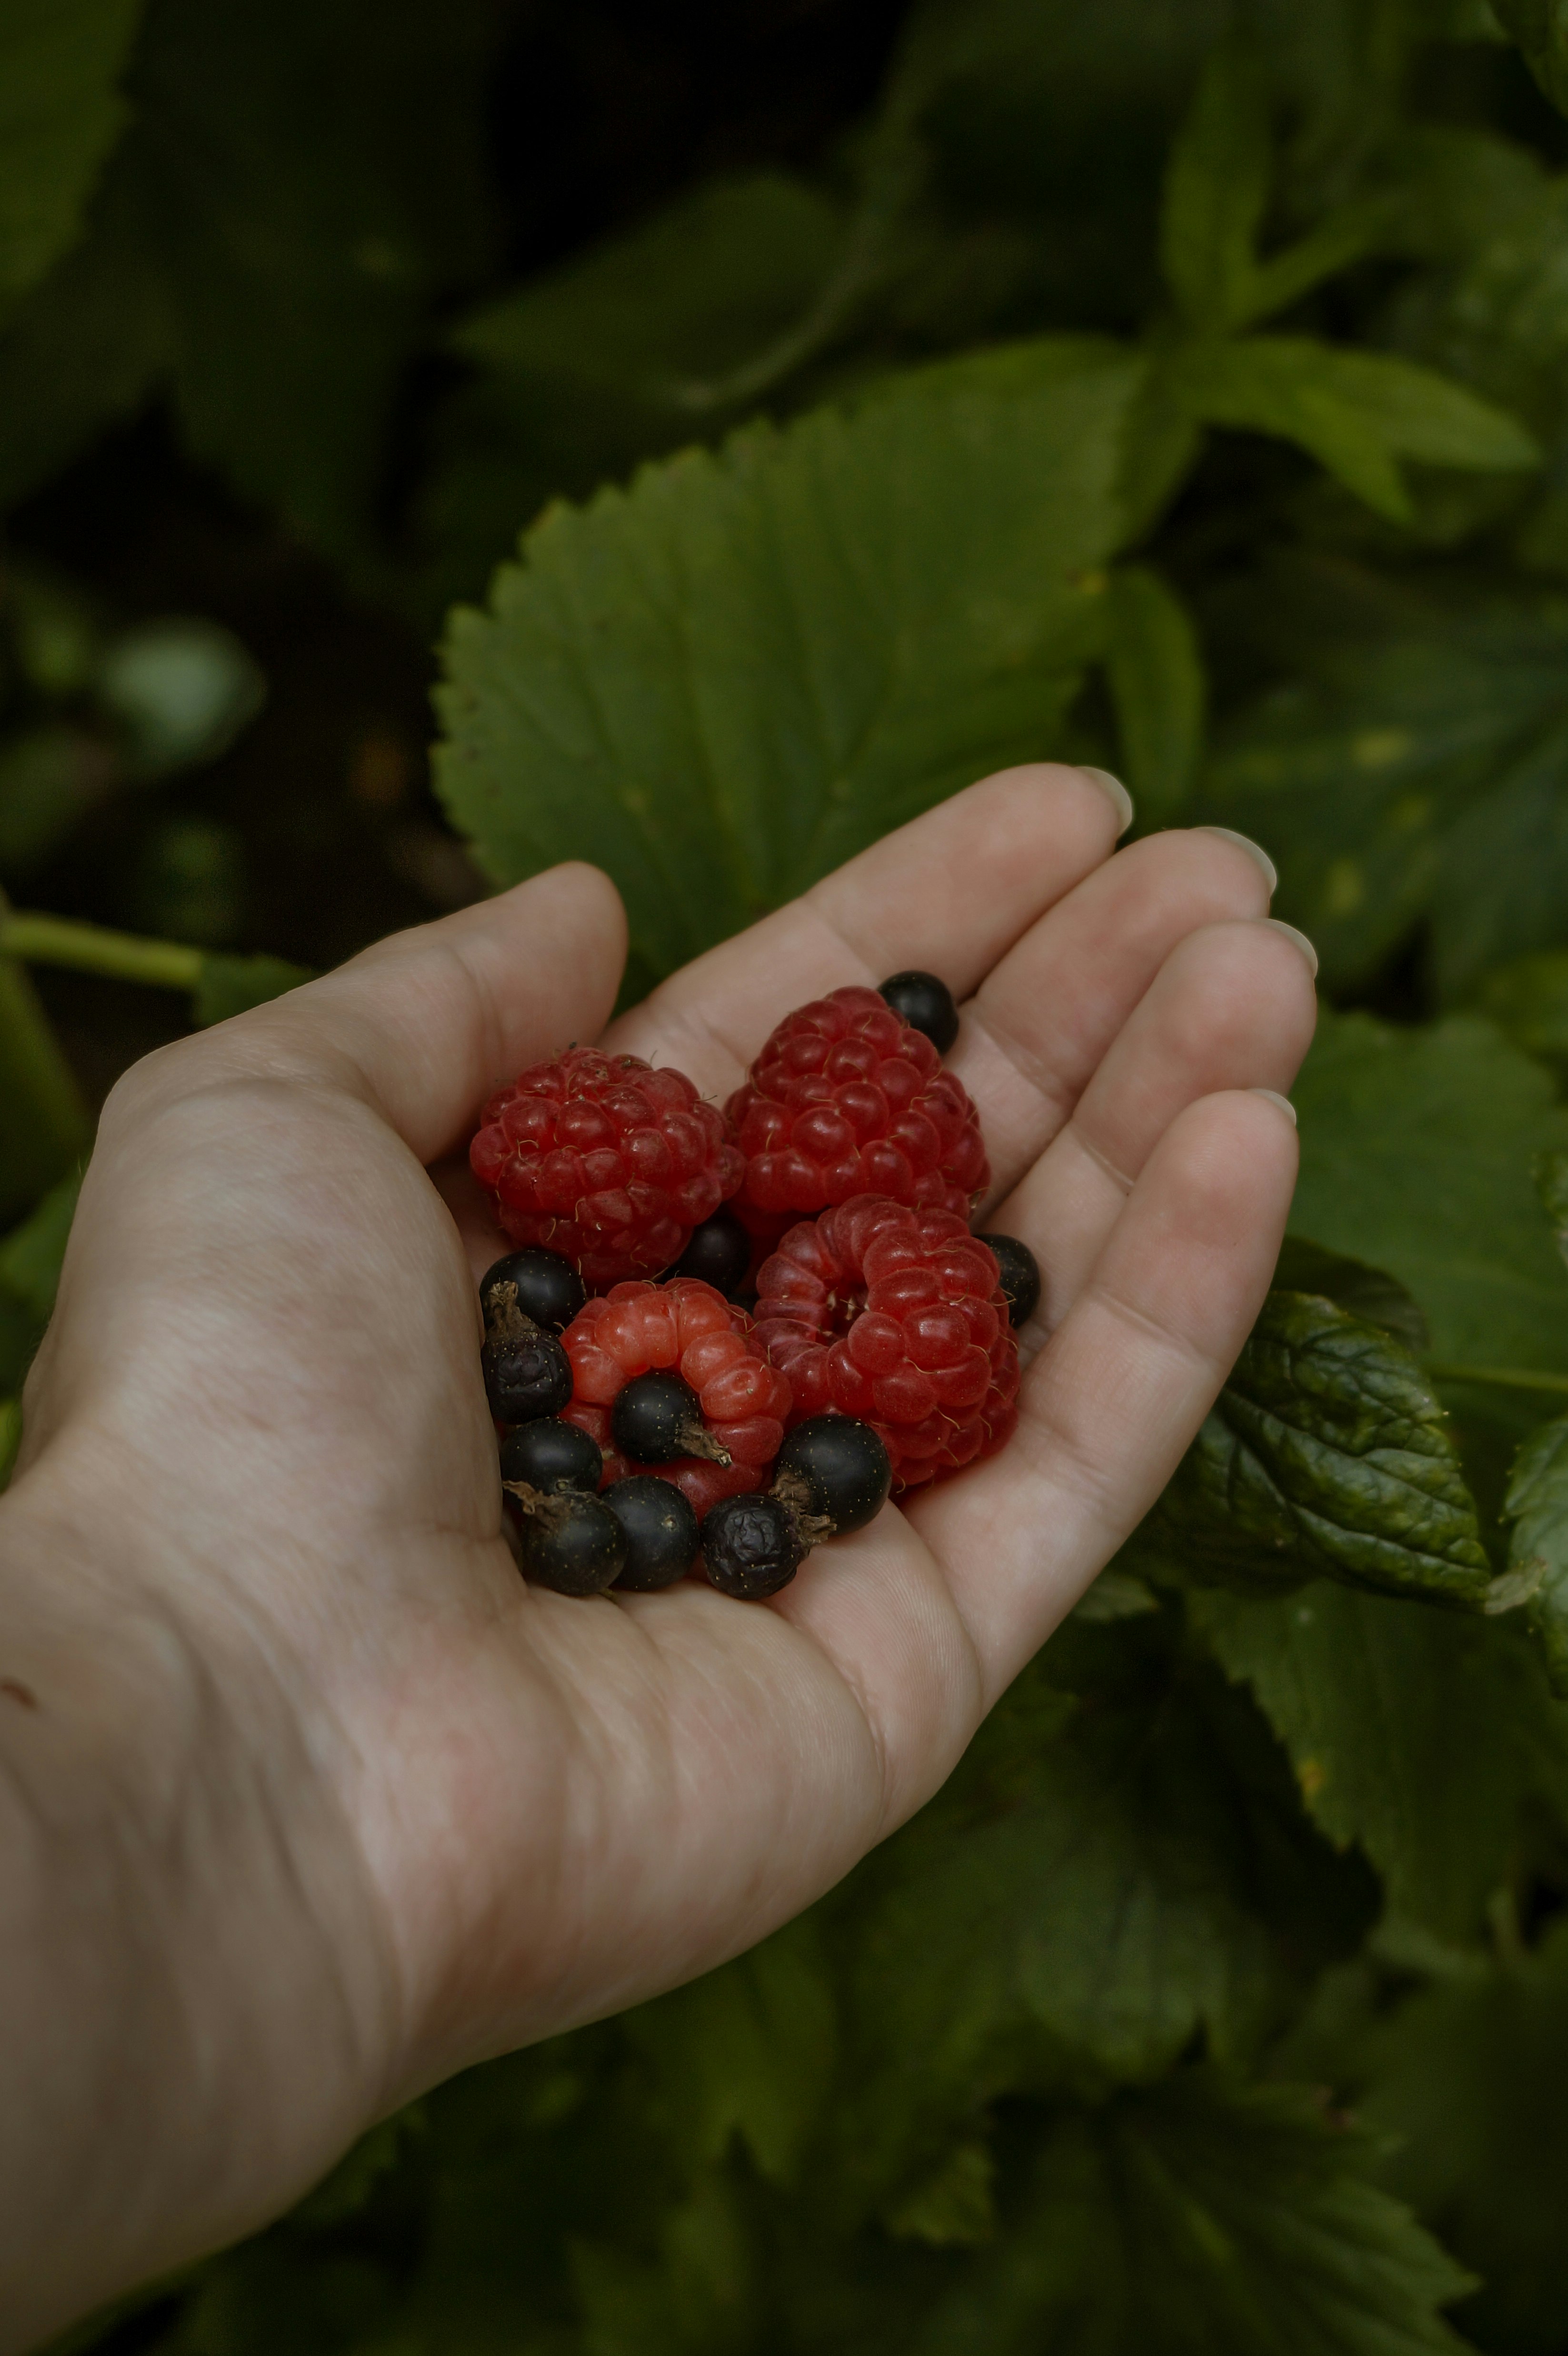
[1196,825,1277,896]
[1250,1088,1297,1127]
[1260,917,1318,979]
[1077,765,1134,838]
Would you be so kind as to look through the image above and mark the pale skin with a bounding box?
[0,764,1315,2349]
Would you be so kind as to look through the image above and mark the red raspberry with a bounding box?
[726,985,989,1249]
[471,1049,744,1291]
[752,1195,1019,1490]
[561,1277,793,1518]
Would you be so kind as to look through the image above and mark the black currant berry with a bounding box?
[702,1493,806,1601]
[483,1324,573,1424]
[500,1417,602,1495]
[512,1487,626,1596]
[610,1370,731,1465]
[480,1248,586,1336]
[670,1206,751,1296]
[879,970,960,1054]
[775,1416,891,1537]
[981,1233,1041,1330]
[605,1477,700,1591]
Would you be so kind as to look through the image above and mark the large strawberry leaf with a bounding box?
[908,2072,1472,2356]
[817,1629,1373,2231]
[1355,1919,1568,2356]
[1289,1008,1568,1369]
[1190,1579,1568,1943]
[435,339,1135,981]
[1200,561,1568,1001]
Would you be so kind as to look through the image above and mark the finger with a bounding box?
[906,1087,1298,1702]
[429,1160,511,1287]
[949,827,1279,1204]
[116,864,629,1164]
[986,916,1316,1333]
[603,763,1128,1097]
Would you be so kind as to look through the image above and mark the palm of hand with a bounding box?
[17,765,1311,2160]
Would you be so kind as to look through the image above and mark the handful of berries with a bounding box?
[469,971,1041,1601]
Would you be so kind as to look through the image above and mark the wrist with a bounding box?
[0,1433,399,2350]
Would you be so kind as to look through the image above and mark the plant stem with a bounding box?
[1428,1362,1568,1398]
[0,898,92,1225]
[0,911,202,993]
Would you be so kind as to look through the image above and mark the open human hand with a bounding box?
[0,764,1314,2346]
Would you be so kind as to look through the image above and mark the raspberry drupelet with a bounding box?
[560,1277,793,1519]
[471,1048,745,1290]
[726,985,989,1250]
[752,1194,1019,1490]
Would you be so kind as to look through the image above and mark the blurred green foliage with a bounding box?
[10,2,1568,2351]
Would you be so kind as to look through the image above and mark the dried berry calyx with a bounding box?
[471,1046,744,1289]
[727,984,988,1249]
[510,1484,626,1596]
[561,1276,792,1519]
[878,970,960,1054]
[610,1370,732,1465]
[481,1279,574,1425]
[480,1247,586,1335]
[702,1493,807,1600]
[980,1233,1041,1331]
[606,1476,700,1591]
[754,1193,1019,1490]
[773,1415,891,1537]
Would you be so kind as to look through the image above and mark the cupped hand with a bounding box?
[0,766,1313,2340]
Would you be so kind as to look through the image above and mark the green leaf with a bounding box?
[884,2140,997,2248]
[1273,1237,1432,1357]
[829,1631,1373,2220]
[1159,1290,1490,1606]
[0,1169,79,1393]
[0,1168,80,1319]
[573,2170,756,2356]
[1288,1009,1568,1370]
[1239,202,1394,328]
[1357,1919,1568,2356]
[1478,950,1568,1076]
[1161,38,1272,334]
[1491,0,1568,117]
[0,150,172,513]
[619,1922,836,2189]
[192,953,311,1028]
[0,952,89,1225]
[1170,336,1539,522]
[1191,1578,1568,1942]
[435,341,1132,981]
[1199,561,1568,1000]
[910,2072,1473,2356]
[1104,564,1207,823]
[424,173,852,612]
[0,0,143,320]
[0,0,499,560]
[1502,1414,1568,1693]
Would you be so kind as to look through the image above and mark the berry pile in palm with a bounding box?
[725,985,988,1250]
[470,971,1039,1601]
[752,1195,1019,1488]
[471,1047,743,1289]
[559,1277,792,1517]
